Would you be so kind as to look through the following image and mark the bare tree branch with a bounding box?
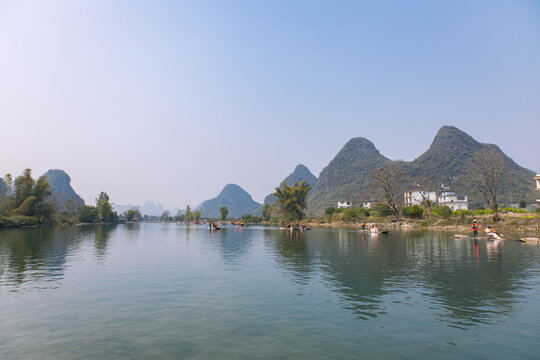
[369,164,404,217]
[466,148,504,221]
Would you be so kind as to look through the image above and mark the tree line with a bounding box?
[0,168,119,227]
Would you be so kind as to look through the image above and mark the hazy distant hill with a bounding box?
[43,169,85,212]
[0,178,5,196]
[114,201,167,216]
[253,164,317,215]
[198,184,261,218]
[308,126,537,213]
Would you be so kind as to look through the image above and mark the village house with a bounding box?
[438,186,468,211]
[404,190,436,207]
[337,201,352,209]
[362,200,377,209]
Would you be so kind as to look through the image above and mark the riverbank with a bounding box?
[306,213,540,236]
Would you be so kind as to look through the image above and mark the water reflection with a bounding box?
[266,229,539,327]
[0,227,81,289]
[266,229,314,285]
[203,226,255,268]
[0,225,117,290]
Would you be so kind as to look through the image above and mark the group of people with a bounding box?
[472,220,503,240]
[360,223,379,233]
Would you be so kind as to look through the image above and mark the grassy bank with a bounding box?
[306,213,540,236]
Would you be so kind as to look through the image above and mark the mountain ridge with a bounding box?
[198,184,261,218]
[307,126,537,213]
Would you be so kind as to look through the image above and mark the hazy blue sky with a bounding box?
[1,0,539,209]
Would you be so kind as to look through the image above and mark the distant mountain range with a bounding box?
[197,184,260,218]
[253,164,317,215]
[3,126,535,219]
[114,201,175,216]
[44,169,85,212]
[308,126,537,213]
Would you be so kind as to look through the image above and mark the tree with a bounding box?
[33,176,54,223]
[368,164,404,217]
[192,210,201,221]
[1,173,13,198]
[466,148,504,221]
[96,192,115,222]
[273,180,311,221]
[219,206,228,221]
[125,208,143,222]
[262,204,272,221]
[14,169,35,208]
[160,210,170,221]
[78,205,99,223]
[185,205,192,221]
[175,210,185,221]
[519,200,526,209]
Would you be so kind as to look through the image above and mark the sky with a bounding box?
[1,0,539,210]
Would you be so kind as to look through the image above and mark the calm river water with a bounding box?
[1,224,539,359]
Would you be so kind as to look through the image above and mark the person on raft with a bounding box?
[472,219,478,237]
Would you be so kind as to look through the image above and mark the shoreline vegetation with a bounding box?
[1,169,538,237]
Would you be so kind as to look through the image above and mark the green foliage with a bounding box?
[325,207,336,215]
[160,211,171,221]
[432,205,453,218]
[78,205,99,223]
[501,207,528,214]
[340,208,370,221]
[125,209,143,222]
[14,169,35,207]
[192,210,201,221]
[402,205,424,219]
[219,206,229,221]
[11,196,36,216]
[240,214,262,223]
[262,204,272,221]
[273,180,311,221]
[185,205,192,221]
[519,200,526,208]
[96,192,112,221]
[371,202,394,217]
[0,215,38,228]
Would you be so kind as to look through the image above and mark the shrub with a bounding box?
[325,207,336,215]
[78,205,99,223]
[402,205,424,219]
[372,203,394,217]
[0,215,39,227]
[432,205,453,218]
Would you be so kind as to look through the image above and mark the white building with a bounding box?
[534,174,540,202]
[404,190,436,207]
[438,186,468,211]
[337,201,352,209]
[362,200,377,209]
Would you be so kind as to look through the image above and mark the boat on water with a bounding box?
[520,237,540,243]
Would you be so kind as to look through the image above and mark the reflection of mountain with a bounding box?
[269,230,315,285]
[416,236,530,328]
[267,230,534,325]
